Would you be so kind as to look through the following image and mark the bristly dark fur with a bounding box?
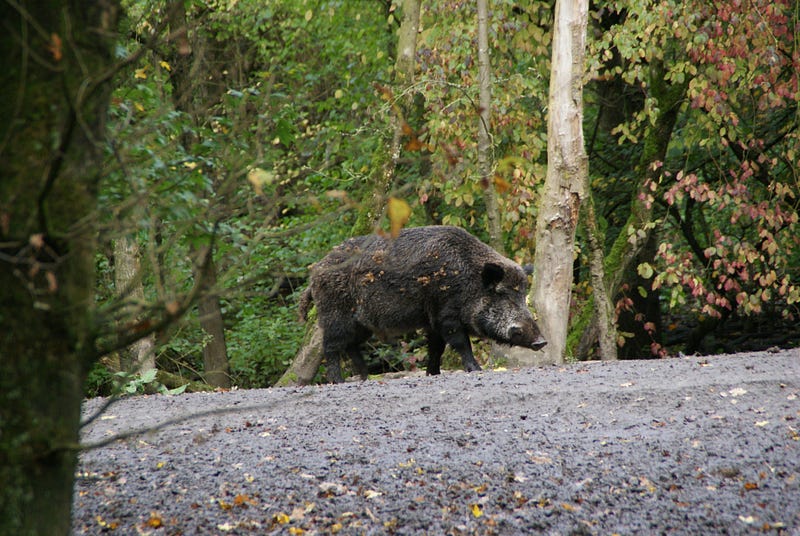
[301,226,546,383]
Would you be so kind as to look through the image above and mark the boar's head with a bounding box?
[469,262,547,351]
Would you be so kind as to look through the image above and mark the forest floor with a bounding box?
[73,348,800,535]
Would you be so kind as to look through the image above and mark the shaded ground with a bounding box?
[74,349,800,535]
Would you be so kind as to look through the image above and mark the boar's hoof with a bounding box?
[465,362,482,373]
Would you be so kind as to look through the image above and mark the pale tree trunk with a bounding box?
[0,1,120,533]
[280,0,422,386]
[526,0,589,365]
[114,236,156,372]
[477,0,502,251]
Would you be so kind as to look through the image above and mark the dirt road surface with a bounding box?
[73,349,800,535]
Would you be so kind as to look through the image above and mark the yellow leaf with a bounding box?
[146,513,163,527]
[493,175,511,193]
[159,60,172,71]
[334,89,344,99]
[247,168,274,196]
[289,527,305,535]
[274,512,290,524]
[304,9,313,21]
[134,102,145,112]
[470,503,483,518]
[387,197,411,238]
[135,67,147,79]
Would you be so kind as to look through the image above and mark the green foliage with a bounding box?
[113,369,188,395]
[584,0,800,355]
[416,1,550,249]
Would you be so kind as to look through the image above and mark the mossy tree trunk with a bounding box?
[114,236,157,373]
[0,1,120,533]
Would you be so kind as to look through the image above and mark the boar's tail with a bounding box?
[297,286,313,322]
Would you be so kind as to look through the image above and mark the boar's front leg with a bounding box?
[441,319,482,373]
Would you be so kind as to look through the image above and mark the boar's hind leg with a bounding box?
[347,344,369,380]
[442,321,482,373]
[322,325,370,384]
[324,350,344,384]
[425,331,445,376]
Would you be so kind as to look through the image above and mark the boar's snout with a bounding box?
[528,335,547,351]
[508,324,547,351]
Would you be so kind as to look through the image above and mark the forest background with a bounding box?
[90,0,800,392]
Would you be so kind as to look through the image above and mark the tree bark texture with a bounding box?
[583,189,618,360]
[275,318,324,387]
[477,0,502,252]
[195,254,231,388]
[0,1,120,533]
[114,236,156,373]
[527,0,589,365]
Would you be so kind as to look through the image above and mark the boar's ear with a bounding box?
[481,262,505,290]
[522,263,534,276]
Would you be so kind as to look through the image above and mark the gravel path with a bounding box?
[73,349,800,535]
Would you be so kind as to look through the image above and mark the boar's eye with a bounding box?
[481,262,505,291]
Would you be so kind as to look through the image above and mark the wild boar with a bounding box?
[298,225,546,383]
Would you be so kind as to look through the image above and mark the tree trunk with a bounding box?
[275,320,324,387]
[583,189,617,360]
[114,236,156,372]
[166,4,231,388]
[195,254,231,388]
[525,0,589,365]
[477,0,502,251]
[0,2,120,533]
[283,0,422,386]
